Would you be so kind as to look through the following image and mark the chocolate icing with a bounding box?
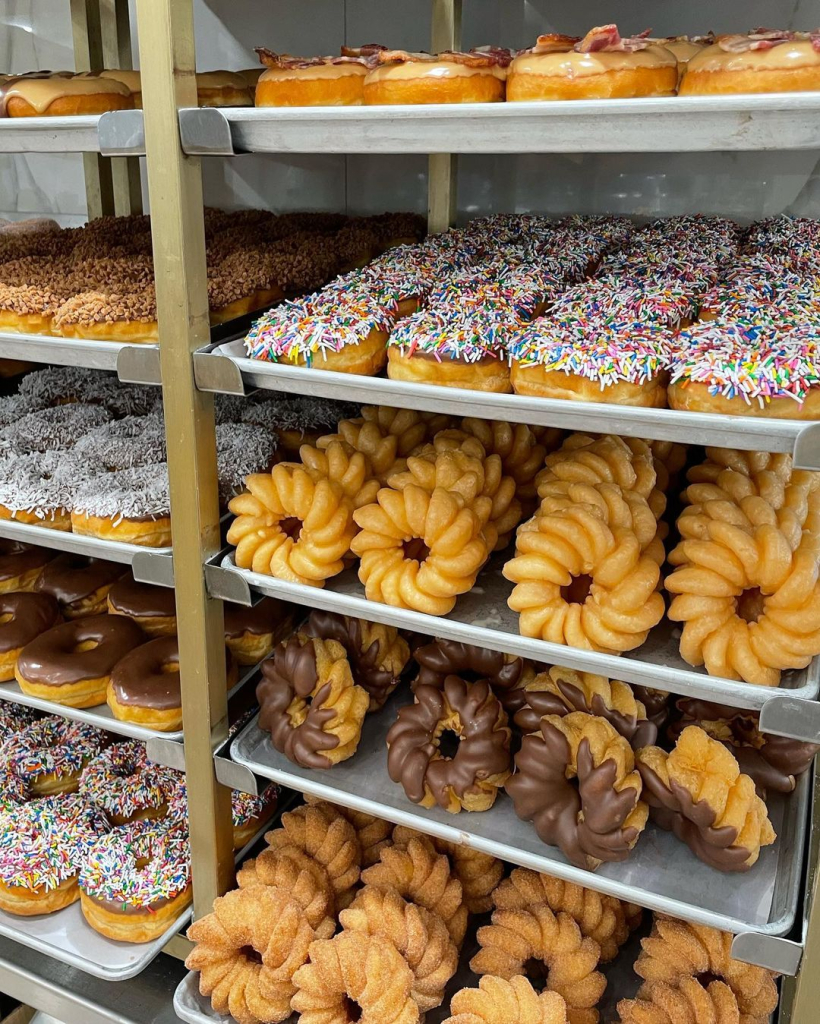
[17,613,145,687]
[109,636,234,710]
[35,554,125,611]
[306,609,404,708]
[386,677,511,809]
[0,540,53,583]
[256,635,340,769]
[632,685,671,729]
[0,592,60,653]
[413,639,525,692]
[506,721,641,870]
[107,577,176,620]
[224,596,285,639]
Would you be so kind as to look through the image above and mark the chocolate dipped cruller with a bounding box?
[412,638,530,713]
[506,711,648,870]
[305,609,410,710]
[386,676,512,813]
[631,684,672,730]
[256,634,369,769]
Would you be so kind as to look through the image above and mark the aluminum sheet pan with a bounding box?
[220,555,820,713]
[0,331,157,374]
[0,517,172,566]
[231,700,808,939]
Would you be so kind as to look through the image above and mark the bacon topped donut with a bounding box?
[255,47,373,106]
[364,47,510,105]
[681,30,820,94]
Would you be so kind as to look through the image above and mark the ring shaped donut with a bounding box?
[0,592,60,681]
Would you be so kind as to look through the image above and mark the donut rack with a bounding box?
[1,1,820,1022]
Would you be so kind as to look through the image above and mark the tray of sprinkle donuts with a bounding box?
[177,796,783,1024]
[0,705,282,978]
[228,612,812,940]
[0,539,296,739]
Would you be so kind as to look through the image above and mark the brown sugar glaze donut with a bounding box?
[255,49,369,106]
[0,592,61,681]
[365,49,510,104]
[0,75,134,117]
[34,554,126,619]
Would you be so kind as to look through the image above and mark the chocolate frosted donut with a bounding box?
[306,609,410,710]
[387,677,512,813]
[107,577,177,637]
[35,554,125,618]
[16,613,145,708]
[0,540,53,592]
[412,639,528,713]
[224,596,291,665]
[0,592,61,681]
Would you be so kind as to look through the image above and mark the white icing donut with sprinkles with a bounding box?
[79,739,176,826]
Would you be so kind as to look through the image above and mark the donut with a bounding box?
[506,712,648,870]
[195,71,253,107]
[0,592,61,682]
[650,35,712,83]
[80,818,191,942]
[362,246,436,315]
[618,977,746,1024]
[256,50,369,106]
[305,797,393,868]
[318,408,445,484]
[0,402,112,454]
[387,677,512,812]
[224,596,292,665]
[0,793,109,915]
[364,48,509,105]
[0,717,108,796]
[95,69,142,106]
[216,422,279,510]
[459,418,549,506]
[0,540,53,592]
[108,635,237,732]
[242,393,359,456]
[73,415,167,471]
[17,367,158,418]
[443,976,570,1024]
[636,726,776,871]
[305,610,410,710]
[0,74,134,117]
[508,27,676,100]
[235,839,337,926]
[35,554,126,618]
[71,464,172,547]
[256,634,369,767]
[412,638,528,708]
[0,705,40,744]
[79,740,174,825]
[229,785,280,848]
[52,288,158,343]
[107,576,177,636]
[681,31,820,95]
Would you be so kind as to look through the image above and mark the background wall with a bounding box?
[2,0,818,225]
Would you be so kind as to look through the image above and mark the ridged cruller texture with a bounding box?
[306,796,394,867]
[443,975,570,1024]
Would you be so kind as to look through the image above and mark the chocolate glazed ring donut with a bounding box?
[0,540,53,593]
[0,592,61,682]
[35,554,125,619]
[107,577,177,637]
[16,613,145,708]
[386,677,512,813]
[306,609,410,710]
[412,638,529,713]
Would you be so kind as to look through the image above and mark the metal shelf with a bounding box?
[178,94,820,156]
[0,109,145,156]
[0,332,161,385]
[207,554,820,744]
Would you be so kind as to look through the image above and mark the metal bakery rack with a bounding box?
[2,0,820,1021]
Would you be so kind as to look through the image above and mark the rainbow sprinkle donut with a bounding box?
[79,739,176,826]
[0,717,108,797]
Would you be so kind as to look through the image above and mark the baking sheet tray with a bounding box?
[0,516,172,566]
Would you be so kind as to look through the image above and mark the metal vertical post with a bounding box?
[428,0,462,233]
[135,0,234,917]
[99,0,143,216]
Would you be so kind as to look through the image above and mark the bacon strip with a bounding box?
[376,47,508,67]
[255,47,375,69]
[575,24,654,53]
[717,30,796,53]
[532,34,579,55]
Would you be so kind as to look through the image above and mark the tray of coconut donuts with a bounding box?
[226,617,811,942]
[0,704,283,979]
[175,796,784,1024]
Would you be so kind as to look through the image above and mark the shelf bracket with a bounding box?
[98,108,147,157]
[731,932,803,975]
[132,550,175,588]
[193,349,247,395]
[214,751,260,795]
[178,107,236,156]
[205,561,253,605]
[145,735,185,772]
[759,695,820,744]
[793,424,820,471]
[116,344,162,385]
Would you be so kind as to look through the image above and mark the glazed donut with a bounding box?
[79,740,174,825]
[73,415,166,471]
[108,636,237,732]
[305,610,410,710]
[256,634,370,768]
[506,712,648,870]
[195,71,253,107]
[680,31,820,95]
[360,405,452,451]
[71,464,172,547]
[637,726,776,871]
[0,591,60,682]
[387,677,511,812]
[508,27,677,100]
[0,717,107,796]
[318,408,442,485]
[0,793,109,916]
[224,596,293,665]
[0,403,111,454]
[459,418,548,505]
[0,541,53,592]
[443,976,570,1024]
[107,576,177,637]
[364,48,509,105]
[352,484,492,615]
[35,554,126,618]
[0,74,134,117]
[255,50,369,106]
[80,819,191,942]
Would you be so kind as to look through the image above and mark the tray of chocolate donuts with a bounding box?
[176,798,784,1024]
[226,616,813,942]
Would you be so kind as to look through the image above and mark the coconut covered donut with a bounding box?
[633,917,778,1024]
[617,977,748,1024]
[305,610,410,710]
[0,451,93,530]
[506,712,648,870]
[227,441,375,586]
[339,885,458,1012]
[72,415,166,471]
[71,464,172,547]
[636,726,776,872]
[256,634,370,768]
[511,666,657,748]
[444,976,570,1024]
[186,885,335,1024]
[216,422,280,509]
[0,402,111,455]
[18,366,157,418]
[412,638,529,713]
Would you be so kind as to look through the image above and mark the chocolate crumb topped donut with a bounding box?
[107,577,177,637]
[387,677,512,813]
[35,554,125,618]
[16,613,145,708]
[256,634,369,768]
[0,592,61,681]
[412,638,528,712]
[306,610,410,710]
[0,540,53,592]
[223,596,292,665]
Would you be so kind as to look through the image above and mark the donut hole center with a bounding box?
[134,856,151,871]
[161,662,180,675]
[403,537,430,563]
[695,971,721,988]
[239,945,263,966]
[737,587,765,624]
[560,573,593,604]
[342,996,363,1022]
[280,516,303,541]
[437,728,462,760]
[74,639,100,654]
[523,957,549,989]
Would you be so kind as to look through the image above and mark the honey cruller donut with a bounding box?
[460,417,549,505]
[617,977,745,1024]
[186,885,334,1024]
[291,931,419,1024]
[443,976,570,1024]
